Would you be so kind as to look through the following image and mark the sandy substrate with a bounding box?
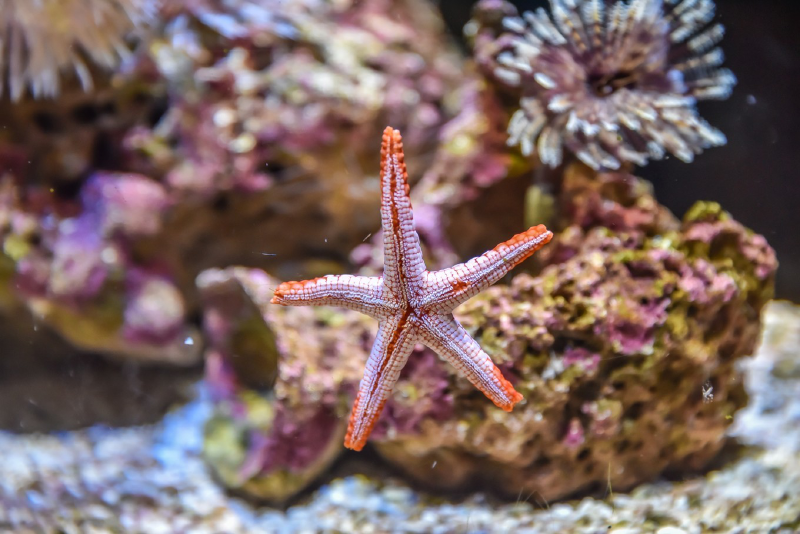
[1,301,798,533]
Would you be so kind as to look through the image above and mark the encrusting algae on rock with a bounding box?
[196,158,775,502]
[197,267,373,503]
[0,0,467,366]
[0,0,783,513]
[182,0,776,505]
[1,171,201,364]
[371,165,775,500]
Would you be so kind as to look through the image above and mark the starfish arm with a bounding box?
[419,314,523,411]
[421,225,553,314]
[345,312,418,451]
[379,127,426,300]
[271,274,391,319]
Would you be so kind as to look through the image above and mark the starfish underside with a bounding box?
[272,127,553,451]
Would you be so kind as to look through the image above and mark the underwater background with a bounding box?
[0,0,798,532]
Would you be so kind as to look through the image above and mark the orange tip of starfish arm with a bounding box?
[490,365,524,412]
[270,278,323,304]
[502,390,524,412]
[344,440,364,451]
[525,224,553,243]
[343,392,384,451]
[499,223,553,249]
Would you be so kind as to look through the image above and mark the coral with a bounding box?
[0,0,156,100]
[472,0,736,170]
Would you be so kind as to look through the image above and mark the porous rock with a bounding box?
[371,172,776,501]
[198,167,776,504]
[196,267,372,503]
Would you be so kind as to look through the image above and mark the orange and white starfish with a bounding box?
[272,127,553,451]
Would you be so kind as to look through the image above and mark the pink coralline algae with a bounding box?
[472,0,736,169]
[1,0,467,365]
[197,267,372,502]
[81,175,172,237]
[596,277,671,356]
[123,270,186,345]
[372,349,455,440]
[563,347,601,373]
[563,417,586,449]
[34,215,108,302]
[368,172,776,502]
[558,169,678,235]
[193,164,776,504]
[128,0,463,198]
[3,172,198,364]
[236,404,342,481]
[536,163,679,265]
[682,202,779,283]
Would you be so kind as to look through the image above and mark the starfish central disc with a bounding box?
[272,126,553,451]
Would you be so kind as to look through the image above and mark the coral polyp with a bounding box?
[487,0,736,170]
[0,0,155,100]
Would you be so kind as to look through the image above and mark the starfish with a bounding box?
[271,126,553,451]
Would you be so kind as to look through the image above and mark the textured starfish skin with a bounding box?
[272,127,553,451]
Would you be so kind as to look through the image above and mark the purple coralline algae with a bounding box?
[0,0,782,510]
[372,349,456,441]
[0,0,465,365]
[194,162,775,502]
[196,266,460,501]
[370,169,775,501]
[470,0,736,170]
[197,267,371,502]
[1,171,199,364]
